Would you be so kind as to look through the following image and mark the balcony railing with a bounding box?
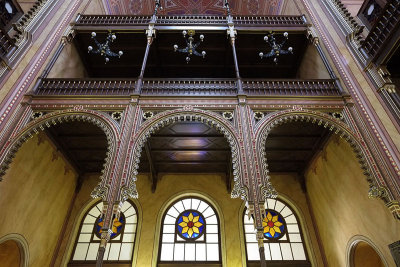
[361,0,400,60]
[74,15,307,28]
[34,78,341,97]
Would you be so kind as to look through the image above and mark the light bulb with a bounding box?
[91,32,96,37]
[112,34,116,40]
[88,46,93,52]
[264,36,268,41]
[182,30,187,36]
[259,52,264,58]
[273,57,278,63]
[288,47,293,53]
[200,34,204,40]
[186,56,190,62]
[284,32,288,37]
[174,44,178,51]
[105,57,109,63]
[202,51,206,58]
[118,51,123,56]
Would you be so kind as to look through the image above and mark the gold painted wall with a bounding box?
[58,171,324,266]
[306,135,400,266]
[47,43,88,79]
[0,133,77,267]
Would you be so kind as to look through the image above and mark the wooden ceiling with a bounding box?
[45,121,108,174]
[45,120,331,193]
[73,30,308,79]
[265,121,331,174]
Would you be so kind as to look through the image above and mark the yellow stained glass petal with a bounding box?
[264,226,270,233]
[262,220,268,227]
[182,216,189,223]
[179,221,188,228]
[193,216,199,223]
[193,227,199,234]
[270,227,276,237]
[188,213,194,221]
[272,215,278,222]
[274,226,281,233]
[275,221,283,227]
[194,222,203,228]
[267,212,272,221]
[188,228,194,237]
[181,226,189,233]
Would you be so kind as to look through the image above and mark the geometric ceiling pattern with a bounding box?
[103,0,284,15]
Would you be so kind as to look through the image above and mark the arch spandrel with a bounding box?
[254,108,399,219]
[0,108,120,201]
[119,107,248,202]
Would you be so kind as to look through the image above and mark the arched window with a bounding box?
[69,200,138,264]
[158,197,221,265]
[243,198,310,266]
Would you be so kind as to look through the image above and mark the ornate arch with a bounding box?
[0,233,29,267]
[254,108,392,204]
[120,107,247,201]
[0,108,120,200]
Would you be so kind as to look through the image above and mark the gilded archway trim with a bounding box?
[120,107,247,201]
[0,108,120,200]
[255,108,392,204]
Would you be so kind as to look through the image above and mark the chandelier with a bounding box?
[173,30,206,63]
[87,31,123,63]
[259,31,293,64]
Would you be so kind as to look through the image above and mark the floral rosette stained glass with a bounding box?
[262,209,286,240]
[176,210,205,240]
[95,214,125,239]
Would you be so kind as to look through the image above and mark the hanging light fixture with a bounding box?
[173,30,206,63]
[259,31,293,64]
[87,31,123,64]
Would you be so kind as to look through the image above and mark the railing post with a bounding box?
[226,11,243,94]
[135,1,160,94]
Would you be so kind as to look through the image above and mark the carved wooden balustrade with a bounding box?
[34,78,341,97]
[74,14,307,28]
[0,28,15,58]
[361,0,400,61]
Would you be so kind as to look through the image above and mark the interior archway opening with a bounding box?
[137,120,234,194]
[351,241,385,267]
[0,240,22,267]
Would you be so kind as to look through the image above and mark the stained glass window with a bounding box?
[70,200,137,262]
[159,197,220,262]
[244,198,308,262]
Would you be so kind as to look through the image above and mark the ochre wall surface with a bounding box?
[59,171,323,266]
[306,135,400,267]
[297,45,330,79]
[0,133,77,267]
[48,43,87,79]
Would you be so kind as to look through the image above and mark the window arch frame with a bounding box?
[157,195,223,266]
[241,197,313,266]
[67,199,140,265]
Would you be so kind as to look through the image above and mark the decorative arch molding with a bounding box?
[150,190,227,267]
[254,108,393,206]
[120,107,247,201]
[0,108,120,200]
[346,235,389,267]
[0,233,29,267]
